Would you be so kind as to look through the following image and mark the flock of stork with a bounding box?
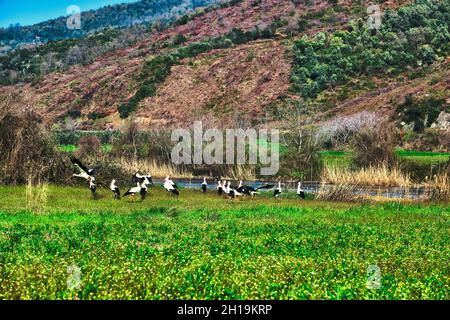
[70,158,306,201]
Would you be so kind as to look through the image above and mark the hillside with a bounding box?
[0,0,222,50]
[0,0,448,142]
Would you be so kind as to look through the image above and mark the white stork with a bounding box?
[274,182,282,198]
[297,182,305,199]
[110,179,121,200]
[225,181,242,200]
[236,180,244,192]
[217,180,224,195]
[71,157,97,181]
[133,172,153,186]
[201,177,207,193]
[237,181,275,196]
[88,176,97,199]
[164,176,179,196]
[123,182,147,201]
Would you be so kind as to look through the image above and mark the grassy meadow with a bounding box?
[320,150,450,168]
[0,185,449,300]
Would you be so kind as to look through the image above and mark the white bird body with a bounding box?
[164,176,179,196]
[73,171,92,181]
[110,179,121,200]
[297,182,305,199]
[217,180,224,195]
[125,183,141,196]
[71,157,96,181]
[201,177,207,193]
[88,177,97,199]
[134,172,153,186]
[124,182,147,200]
[225,181,242,199]
[274,182,282,198]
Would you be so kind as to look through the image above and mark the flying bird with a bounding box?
[201,177,207,193]
[110,179,121,200]
[164,176,179,196]
[297,182,305,200]
[71,157,97,181]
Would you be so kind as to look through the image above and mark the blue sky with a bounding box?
[0,0,140,28]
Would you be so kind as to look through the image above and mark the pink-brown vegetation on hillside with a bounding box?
[135,39,290,129]
[0,0,439,131]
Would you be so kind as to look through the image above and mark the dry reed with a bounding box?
[322,165,412,188]
[423,174,450,202]
[225,165,257,181]
[316,183,361,202]
[116,157,193,179]
[25,176,48,213]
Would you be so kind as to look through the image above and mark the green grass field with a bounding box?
[0,186,448,300]
[58,144,113,153]
[320,150,450,168]
[396,150,450,164]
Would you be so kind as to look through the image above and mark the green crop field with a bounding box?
[0,186,448,300]
[58,144,113,153]
[320,150,450,168]
[396,150,450,164]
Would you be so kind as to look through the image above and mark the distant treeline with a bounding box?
[0,0,234,85]
[0,0,221,45]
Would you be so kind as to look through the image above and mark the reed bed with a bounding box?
[322,165,412,188]
[225,165,257,181]
[117,157,193,179]
[423,174,450,202]
[316,183,361,202]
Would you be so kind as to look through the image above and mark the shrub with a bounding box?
[279,130,323,180]
[290,0,449,99]
[75,136,102,159]
[111,121,173,164]
[318,112,381,148]
[0,99,71,184]
[396,94,446,133]
[350,121,397,168]
[119,55,176,119]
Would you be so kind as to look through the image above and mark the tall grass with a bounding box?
[322,165,412,188]
[25,177,48,213]
[424,174,450,202]
[316,183,361,202]
[117,157,193,179]
[226,165,257,181]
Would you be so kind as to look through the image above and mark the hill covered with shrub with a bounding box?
[0,0,448,151]
[0,0,222,48]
